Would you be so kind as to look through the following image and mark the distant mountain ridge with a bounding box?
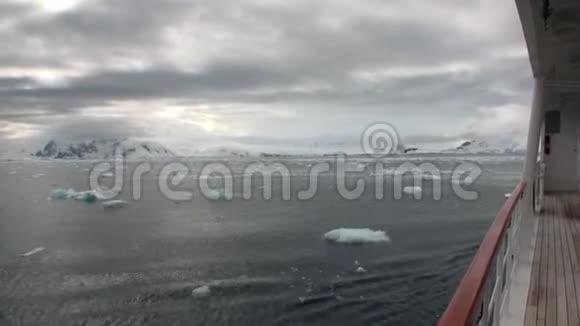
[442,139,525,154]
[33,139,175,160]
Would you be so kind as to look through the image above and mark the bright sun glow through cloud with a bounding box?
[35,0,82,13]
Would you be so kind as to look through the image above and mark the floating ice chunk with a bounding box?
[70,191,101,203]
[21,247,45,257]
[403,186,422,195]
[50,188,72,200]
[192,285,211,298]
[101,200,128,209]
[323,228,390,244]
[356,266,367,273]
[206,189,227,200]
[32,173,45,179]
[50,188,106,203]
[421,174,441,180]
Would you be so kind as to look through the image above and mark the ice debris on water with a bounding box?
[192,285,211,298]
[421,174,441,180]
[323,228,390,244]
[206,189,227,200]
[402,186,422,195]
[21,247,46,257]
[50,188,107,203]
[101,200,128,209]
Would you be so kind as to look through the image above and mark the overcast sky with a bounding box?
[0,0,533,154]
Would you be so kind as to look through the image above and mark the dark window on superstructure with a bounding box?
[545,110,560,134]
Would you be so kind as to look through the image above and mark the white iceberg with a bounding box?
[192,285,211,298]
[101,200,128,209]
[356,266,367,273]
[403,186,422,195]
[323,228,390,244]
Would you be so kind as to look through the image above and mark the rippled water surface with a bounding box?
[0,155,522,325]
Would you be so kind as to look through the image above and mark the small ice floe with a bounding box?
[50,188,106,203]
[323,228,390,244]
[32,173,45,179]
[101,200,128,209]
[421,174,441,180]
[21,247,45,257]
[191,285,211,298]
[505,193,511,199]
[402,186,422,195]
[355,266,367,273]
[206,189,227,200]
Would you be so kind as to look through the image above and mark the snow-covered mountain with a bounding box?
[192,146,258,158]
[441,139,525,154]
[33,139,175,160]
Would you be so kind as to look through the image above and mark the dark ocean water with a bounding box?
[0,155,522,326]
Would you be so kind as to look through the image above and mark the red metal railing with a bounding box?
[438,181,526,326]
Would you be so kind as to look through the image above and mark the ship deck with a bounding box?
[525,194,580,326]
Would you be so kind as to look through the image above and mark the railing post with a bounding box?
[522,78,544,218]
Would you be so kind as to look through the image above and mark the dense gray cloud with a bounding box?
[0,0,533,154]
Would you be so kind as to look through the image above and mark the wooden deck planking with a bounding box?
[525,194,580,326]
